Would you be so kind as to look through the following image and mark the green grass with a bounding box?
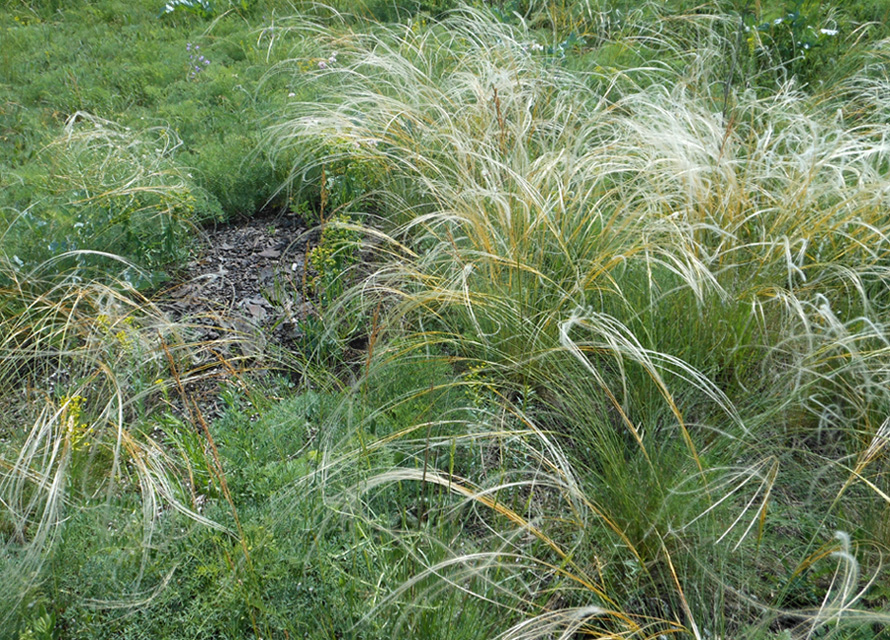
[1,0,309,268]
[269,3,890,638]
[3,1,890,639]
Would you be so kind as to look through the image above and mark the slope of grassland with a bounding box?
[2,1,890,639]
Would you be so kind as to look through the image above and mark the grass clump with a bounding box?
[2,113,217,288]
[0,0,310,225]
[270,3,890,637]
[0,259,226,626]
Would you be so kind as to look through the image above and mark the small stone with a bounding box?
[246,304,266,321]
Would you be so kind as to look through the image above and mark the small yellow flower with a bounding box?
[61,395,92,451]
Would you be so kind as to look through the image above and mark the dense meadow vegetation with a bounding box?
[3,0,890,638]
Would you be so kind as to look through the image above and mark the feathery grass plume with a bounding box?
[270,2,890,636]
[1,112,216,286]
[0,255,228,623]
[269,4,649,370]
[290,363,675,637]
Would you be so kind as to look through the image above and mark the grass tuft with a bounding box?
[270,3,890,636]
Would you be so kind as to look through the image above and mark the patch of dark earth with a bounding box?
[156,211,319,421]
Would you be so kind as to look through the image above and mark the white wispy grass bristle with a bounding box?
[269,4,890,636]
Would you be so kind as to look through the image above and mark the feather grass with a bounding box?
[0,253,238,623]
[265,2,890,636]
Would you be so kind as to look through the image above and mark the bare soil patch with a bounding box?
[158,212,316,416]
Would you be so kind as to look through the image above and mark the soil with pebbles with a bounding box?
[157,211,318,418]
